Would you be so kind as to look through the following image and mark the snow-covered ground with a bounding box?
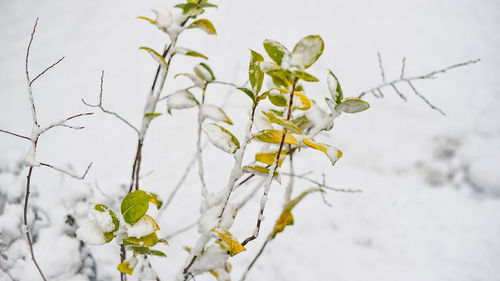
[1,0,499,280]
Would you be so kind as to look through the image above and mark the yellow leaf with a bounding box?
[188,19,216,34]
[303,138,342,165]
[255,150,287,167]
[270,188,321,239]
[271,209,294,239]
[254,129,299,147]
[292,92,311,110]
[212,228,246,257]
[263,111,302,134]
[117,257,138,276]
[242,165,280,182]
[124,232,159,247]
[143,215,160,232]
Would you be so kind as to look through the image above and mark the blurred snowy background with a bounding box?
[1,0,499,280]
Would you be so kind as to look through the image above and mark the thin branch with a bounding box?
[30,56,65,86]
[358,57,480,113]
[0,129,31,141]
[407,81,445,115]
[40,112,93,133]
[377,52,385,83]
[400,57,406,79]
[82,71,140,134]
[211,80,239,87]
[281,172,362,193]
[239,236,271,281]
[39,162,92,180]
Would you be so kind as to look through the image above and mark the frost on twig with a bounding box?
[359,53,480,115]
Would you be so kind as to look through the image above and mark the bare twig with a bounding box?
[39,162,92,180]
[377,52,385,83]
[281,172,362,193]
[30,56,65,86]
[239,236,271,281]
[0,129,31,141]
[165,221,198,240]
[358,57,480,114]
[82,71,140,134]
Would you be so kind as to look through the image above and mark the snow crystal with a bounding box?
[200,104,226,123]
[260,61,279,73]
[91,209,114,233]
[326,146,341,164]
[167,90,197,110]
[191,245,227,273]
[76,220,106,245]
[126,216,156,238]
[202,123,238,154]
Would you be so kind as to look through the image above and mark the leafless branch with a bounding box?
[165,221,198,240]
[30,56,65,86]
[359,56,480,114]
[39,162,92,180]
[41,112,93,133]
[281,172,362,193]
[0,129,31,141]
[377,52,385,83]
[82,71,140,134]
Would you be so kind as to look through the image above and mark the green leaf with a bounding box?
[237,87,255,102]
[130,245,166,257]
[121,190,161,224]
[335,97,370,113]
[145,113,162,119]
[175,47,208,60]
[293,70,319,82]
[267,88,289,107]
[181,3,204,16]
[200,3,217,8]
[263,111,302,134]
[249,50,264,94]
[188,19,216,35]
[327,70,343,104]
[263,39,291,66]
[291,35,324,69]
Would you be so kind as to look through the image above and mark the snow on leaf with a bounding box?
[303,138,343,165]
[188,19,216,35]
[212,228,246,257]
[263,39,291,66]
[254,129,299,147]
[139,47,167,68]
[335,97,370,113]
[260,61,293,88]
[167,90,199,114]
[202,123,240,154]
[194,63,216,82]
[127,215,160,238]
[181,3,205,16]
[117,257,138,276]
[76,220,106,245]
[249,50,265,94]
[152,8,173,28]
[263,111,302,134]
[174,47,208,59]
[291,35,324,69]
[93,204,119,232]
[292,92,312,110]
[327,70,343,104]
[200,104,233,125]
[175,73,205,88]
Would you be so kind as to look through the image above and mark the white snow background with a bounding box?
[1,0,500,280]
